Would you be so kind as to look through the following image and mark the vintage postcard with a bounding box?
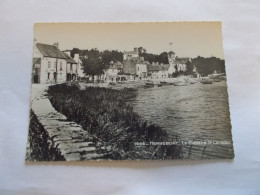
[26,22,234,161]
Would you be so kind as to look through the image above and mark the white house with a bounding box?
[168,63,176,75]
[32,43,67,84]
[63,52,78,81]
[75,54,85,78]
[136,63,147,78]
[63,50,85,78]
[148,63,170,79]
[167,51,190,75]
[104,62,124,82]
[175,58,189,72]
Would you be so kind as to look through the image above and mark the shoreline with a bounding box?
[47,84,182,160]
[76,76,203,90]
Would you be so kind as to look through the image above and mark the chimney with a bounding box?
[53,42,59,48]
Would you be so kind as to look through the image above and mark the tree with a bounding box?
[71,48,80,58]
[101,50,123,64]
[82,49,107,79]
[138,47,147,54]
[191,56,225,76]
[157,52,169,64]
[185,60,194,75]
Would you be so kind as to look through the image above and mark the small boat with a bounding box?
[201,79,213,84]
[124,86,137,91]
[109,82,116,85]
[157,84,162,87]
[145,81,154,88]
[160,81,171,86]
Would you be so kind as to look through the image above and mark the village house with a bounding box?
[32,42,85,84]
[148,63,170,79]
[104,61,125,81]
[175,58,189,72]
[63,50,85,78]
[136,63,148,79]
[32,43,67,84]
[167,51,191,75]
[62,52,78,81]
[122,48,147,80]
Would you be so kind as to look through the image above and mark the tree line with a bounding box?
[192,56,225,76]
[69,47,225,77]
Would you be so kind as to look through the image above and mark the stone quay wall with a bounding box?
[26,84,111,161]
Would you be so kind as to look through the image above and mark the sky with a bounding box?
[34,22,225,59]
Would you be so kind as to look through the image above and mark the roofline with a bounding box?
[42,56,67,59]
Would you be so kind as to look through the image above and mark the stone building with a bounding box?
[122,48,147,79]
[123,48,139,60]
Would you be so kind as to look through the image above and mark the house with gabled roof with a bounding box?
[63,50,85,79]
[32,43,67,84]
[167,51,191,76]
[104,61,124,81]
[62,52,78,81]
[175,57,190,72]
[148,63,170,79]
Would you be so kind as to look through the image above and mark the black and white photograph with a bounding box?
[2,0,260,194]
[26,22,234,161]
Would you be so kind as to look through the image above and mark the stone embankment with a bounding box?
[29,84,111,161]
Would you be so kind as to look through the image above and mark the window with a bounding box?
[48,61,51,68]
[47,72,50,80]
[53,72,57,80]
[60,61,62,71]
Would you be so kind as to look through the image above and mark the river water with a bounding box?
[130,81,234,159]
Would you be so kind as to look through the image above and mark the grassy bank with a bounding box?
[47,84,181,159]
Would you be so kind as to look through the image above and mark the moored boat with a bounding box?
[160,80,172,86]
[145,81,154,88]
[124,86,137,91]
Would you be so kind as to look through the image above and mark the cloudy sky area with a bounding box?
[35,22,224,59]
